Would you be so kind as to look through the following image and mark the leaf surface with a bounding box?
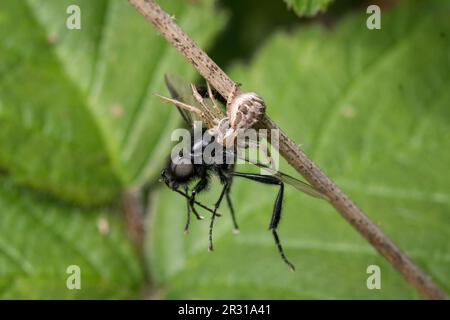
[0,0,225,298]
[0,0,225,204]
[283,0,334,16]
[0,179,144,298]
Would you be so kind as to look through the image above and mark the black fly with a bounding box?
[158,75,327,271]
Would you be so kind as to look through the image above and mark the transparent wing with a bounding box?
[164,74,195,126]
[258,163,328,200]
[229,150,328,200]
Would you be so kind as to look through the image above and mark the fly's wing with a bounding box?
[229,150,328,200]
[164,74,226,129]
[164,74,196,126]
[266,167,328,200]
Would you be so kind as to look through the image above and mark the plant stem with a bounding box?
[128,0,448,300]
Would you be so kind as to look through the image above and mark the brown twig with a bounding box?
[128,0,448,299]
[121,189,145,253]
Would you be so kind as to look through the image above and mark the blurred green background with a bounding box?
[0,0,448,299]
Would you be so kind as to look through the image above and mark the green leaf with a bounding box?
[0,0,225,204]
[148,0,450,299]
[0,179,143,298]
[283,0,334,17]
[0,0,225,298]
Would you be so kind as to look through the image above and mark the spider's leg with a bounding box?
[195,84,227,104]
[191,84,216,128]
[226,82,240,107]
[206,81,224,119]
[154,93,203,117]
[230,172,295,271]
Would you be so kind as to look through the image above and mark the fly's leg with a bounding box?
[226,188,239,233]
[230,172,295,271]
[189,177,209,220]
[225,180,239,233]
[209,181,230,251]
[218,171,239,233]
[189,201,203,221]
[184,186,191,234]
[172,188,221,217]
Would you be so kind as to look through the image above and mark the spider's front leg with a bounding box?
[226,82,240,108]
